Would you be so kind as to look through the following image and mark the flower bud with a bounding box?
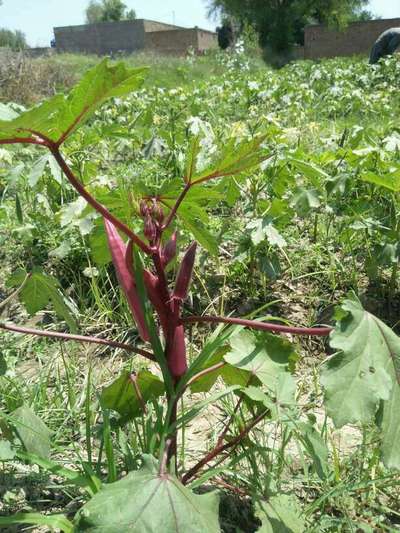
[144,215,157,243]
[153,203,164,224]
[162,232,177,266]
[139,200,149,218]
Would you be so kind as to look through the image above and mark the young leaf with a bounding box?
[321,298,400,468]
[255,493,305,533]
[74,455,220,533]
[0,59,147,146]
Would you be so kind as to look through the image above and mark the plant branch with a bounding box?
[181,409,269,485]
[0,322,154,360]
[50,147,151,255]
[181,315,332,336]
[162,182,191,231]
[186,361,227,388]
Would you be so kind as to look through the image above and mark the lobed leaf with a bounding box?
[0,59,147,146]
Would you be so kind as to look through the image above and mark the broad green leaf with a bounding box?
[0,512,73,532]
[256,493,305,533]
[7,267,78,332]
[242,374,296,419]
[192,135,269,183]
[321,298,400,468]
[74,455,220,533]
[291,188,321,216]
[361,171,400,192]
[0,440,16,461]
[101,370,164,419]
[224,331,297,392]
[0,60,147,145]
[177,202,218,255]
[247,219,286,248]
[11,405,52,459]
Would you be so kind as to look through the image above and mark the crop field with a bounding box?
[0,49,400,532]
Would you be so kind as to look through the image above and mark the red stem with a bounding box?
[181,315,332,336]
[0,322,154,361]
[181,409,269,485]
[162,182,191,231]
[50,147,151,255]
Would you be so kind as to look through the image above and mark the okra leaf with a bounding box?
[0,60,147,145]
[255,493,305,533]
[192,135,269,183]
[321,297,400,468]
[290,188,321,216]
[224,331,297,392]
[74,455,220,533]
[100,370,164,420]
[6,267,78,332]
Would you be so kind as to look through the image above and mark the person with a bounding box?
[50,38,56,48]
[369,27,400,64]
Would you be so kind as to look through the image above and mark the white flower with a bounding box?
[83,267,99,278]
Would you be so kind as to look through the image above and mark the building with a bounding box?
[53,19,217,56]
[303,17,400,60]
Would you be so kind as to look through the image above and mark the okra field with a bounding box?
[1,49,400,531]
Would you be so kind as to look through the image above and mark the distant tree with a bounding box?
[217,18,234,49]
[209,0,371,56]
[86,0,104,23]
[85,0,136,24]
[0,28,28,50]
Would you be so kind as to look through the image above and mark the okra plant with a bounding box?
[1,61,400,532]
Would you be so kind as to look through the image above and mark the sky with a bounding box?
[0,0,399,47]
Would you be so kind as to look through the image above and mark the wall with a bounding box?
[305,18,400,59]
[54,19,148,55]
[196,29,218,52]
[145,28,217,55]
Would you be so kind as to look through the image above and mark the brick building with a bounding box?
[304,17,400,60]
[53,19,217,56]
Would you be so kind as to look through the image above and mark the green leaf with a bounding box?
[74,455,220,532]
[192,135,268,183]
[321,298,400,468]
[256,493,305,532]
[291,188,321,216]
[100,370,165,419]
[297,423,329,480]
[11,405,52,459]
[7,267,78,332]
[0,512,73,532]
[0,60,147,145]
[361,171,400,192]
[0,440,16,461]
[247,219,286,248]
[177,202,218,255]
[28,154,48,187]
[0,103,19,120]
[224,331,297,392]
[291,158,329,185]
